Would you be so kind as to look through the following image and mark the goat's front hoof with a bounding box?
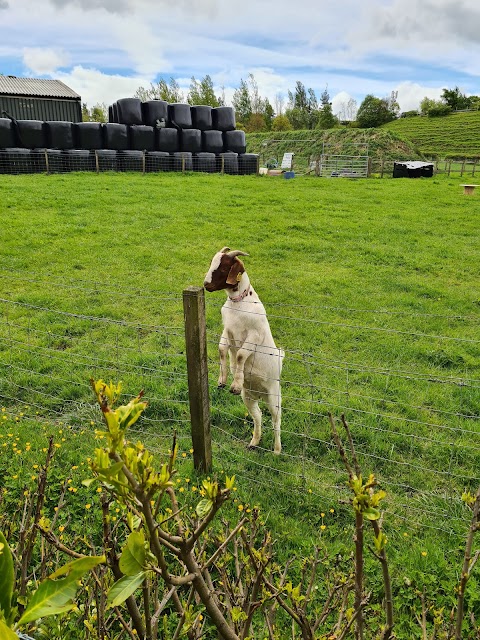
[248,439,260,450]
[217,382,226,389]
[274,446,282,455]
[229,385,242,395]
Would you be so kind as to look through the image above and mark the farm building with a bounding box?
[0,76,82,122]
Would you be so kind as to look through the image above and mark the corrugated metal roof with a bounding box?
[0,76,81,99]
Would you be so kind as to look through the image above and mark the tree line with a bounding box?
[81,76,479,131]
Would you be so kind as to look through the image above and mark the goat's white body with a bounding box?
[218,272,284,454]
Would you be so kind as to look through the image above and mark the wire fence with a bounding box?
[0,149,258,175]
[0,269,479,539]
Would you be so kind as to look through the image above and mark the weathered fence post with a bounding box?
[183,286,212,473]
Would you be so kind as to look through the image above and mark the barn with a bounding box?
[0,76,82,122]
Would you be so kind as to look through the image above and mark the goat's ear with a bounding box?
[226,258,245,285]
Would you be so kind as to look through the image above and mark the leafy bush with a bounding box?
[427,104,452,117]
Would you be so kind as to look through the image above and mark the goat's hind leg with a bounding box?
[218,331,229,388]
[266,387,282,455]
[242,389,262,449]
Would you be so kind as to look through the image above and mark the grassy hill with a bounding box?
[382,110,480,158]
[246,128,423,173]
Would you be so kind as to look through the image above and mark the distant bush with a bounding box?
[401,110,420,118]
[427,105,452,117]
[271,114,293,131]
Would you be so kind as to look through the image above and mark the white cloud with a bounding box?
[394,82,444,112]
[55,65,152,106]
[23,47,70,75]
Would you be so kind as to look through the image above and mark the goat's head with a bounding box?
[204,247,249,292]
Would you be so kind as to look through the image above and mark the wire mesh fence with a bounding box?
[0,149,259,175]
[1,270,479,538]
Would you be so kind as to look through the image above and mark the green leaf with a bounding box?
[0,618,17,640]
[0,531,14,621]
[119,532,146,576]
[107,572,148,607]
[96,461,125,479]
[17,576,79,625]
[363,507,380,521]
[196,498,213,518]
[48,555,105,581]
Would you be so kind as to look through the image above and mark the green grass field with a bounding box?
[382,110,480,158]
[1,171,479,636]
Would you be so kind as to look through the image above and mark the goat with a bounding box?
[204,247,283,454]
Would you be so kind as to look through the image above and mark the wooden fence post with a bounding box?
[183,286,212,473]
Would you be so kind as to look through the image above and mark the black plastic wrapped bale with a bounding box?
[108,104,115,122]
[0,148,31,174]
[202,130,224,154]
[212,106,236,131]
[118,150,144,172]
[129,125,155,151]
[172,151,193,172]
[95,149,118,171]
[103,123,129,150]
[239,153,259,175]
[116,98,143,125]
[191,105,213,131]
[45,121,74,149]
[63,149,95,172]
[15,120,46,149]
[223,130,246,154]
[112,102,119,123]
[31,149,64,173]
[0,118,15,148]
[156,127,179,152]
[219,152,238,174]
[167,103,192,129]
[180,129,201,153]
[145,151,171,172]
[194,152,217,173]
[393,161,434,178]
[142,100,168,127]
[74,122,104,150]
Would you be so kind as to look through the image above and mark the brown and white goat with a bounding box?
[204,247,283,454]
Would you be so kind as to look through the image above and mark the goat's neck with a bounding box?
[227,272,252,302]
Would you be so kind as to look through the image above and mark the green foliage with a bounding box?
[0,530,104,632]
[357,94,397,128]
[134,77,184,103]
[271,114,293,131]
[81,102,107,122]
[187,75,220,106]
[316,102,338,129]
[428,104,452,117]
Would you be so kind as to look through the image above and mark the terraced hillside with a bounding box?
[246,128,422,173]
[382,110,480,158]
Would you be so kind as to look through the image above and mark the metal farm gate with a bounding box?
[310,141,369,178]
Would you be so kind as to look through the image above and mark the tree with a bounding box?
[187,74,220,106]
[263,98,275,130]
[232,78,252,123]
[271,114,293,131]
[274,92,285,116]
[335,97,358,121]
[285,81,320,129]
[82,102,107,122]
[420,96,441,115]
[134,77,184,103]
[442,86,470,110]
[317,102,338,129]
[356,94,396,128]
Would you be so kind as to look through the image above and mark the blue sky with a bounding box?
[1,0,479,116]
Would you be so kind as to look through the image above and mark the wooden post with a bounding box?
[220,155,225,174]
[183,286,212,473]
[461,159,466,176]
[95,150,100,174]
[380,158,384,178]
[142,151,146,175]
[256,154,260,175]
[44,149,49,174]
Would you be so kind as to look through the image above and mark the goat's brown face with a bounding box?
[204,250,245,292]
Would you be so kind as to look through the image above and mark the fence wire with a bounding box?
[0,273,479,539]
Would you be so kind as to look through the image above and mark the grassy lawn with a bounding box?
[1,171,479,634]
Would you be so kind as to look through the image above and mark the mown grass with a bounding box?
[1,171,479,635]
[382,111,480,158]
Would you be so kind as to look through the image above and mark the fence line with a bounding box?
[1,279,479,540]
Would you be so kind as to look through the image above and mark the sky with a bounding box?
[1,0,479,116]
